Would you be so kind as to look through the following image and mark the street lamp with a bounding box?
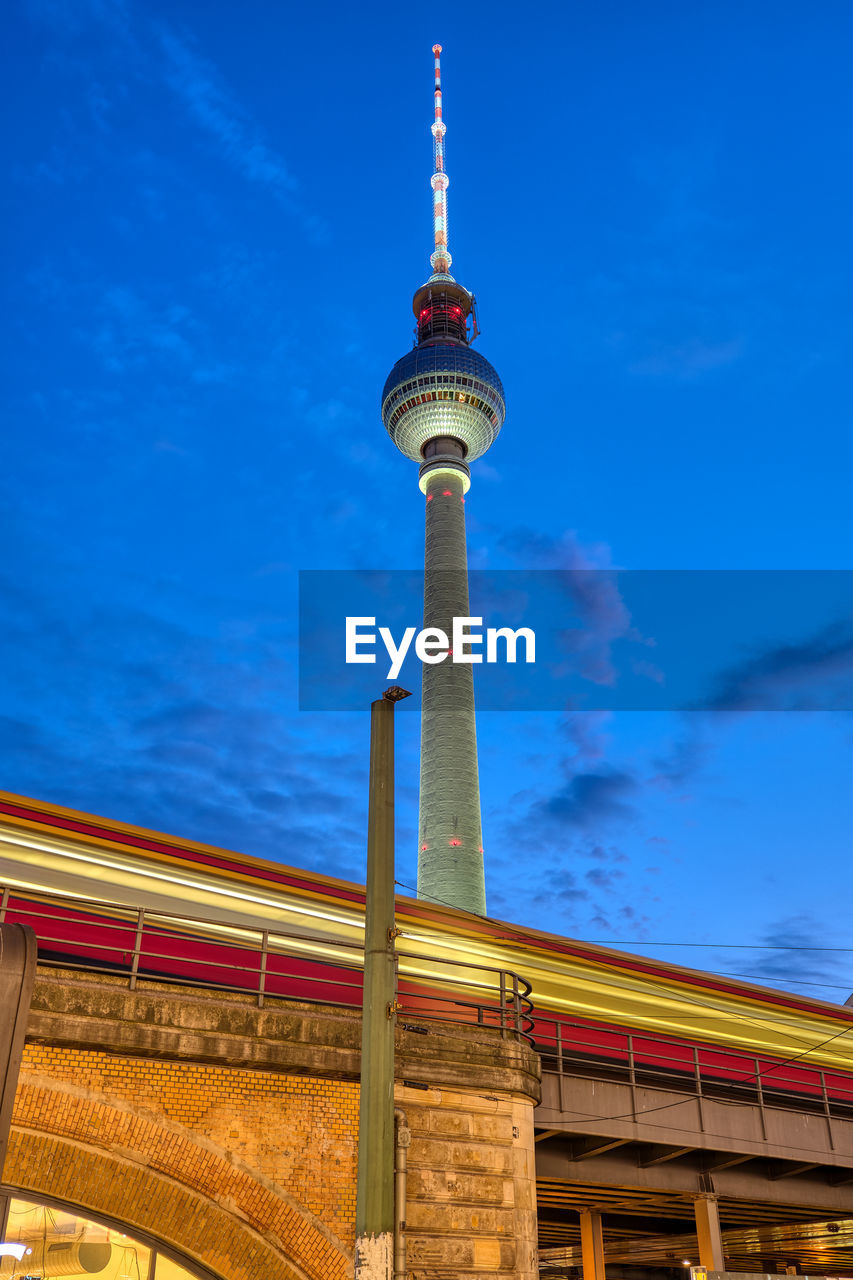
[354,687,411,1280]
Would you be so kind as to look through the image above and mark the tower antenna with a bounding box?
[430,43,451,276]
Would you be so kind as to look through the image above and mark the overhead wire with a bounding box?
[393,879,853,1055]
[394,879,853,952]
[707,971,852,992]
[577,941,853,952]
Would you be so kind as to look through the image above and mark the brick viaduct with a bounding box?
[4,956,853,1278]
[5,964,541,1280]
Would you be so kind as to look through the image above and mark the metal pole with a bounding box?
[627,1033,637,1120]
[393,1107,411,1280]
[258,929,269,1010]
[129,907,145,990]
[355,688,410,1280]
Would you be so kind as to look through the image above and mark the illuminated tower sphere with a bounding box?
[381,45,505,915]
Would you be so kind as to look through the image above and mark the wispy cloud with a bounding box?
[702,617,853,711]
[530,868,589,909]
[650,728,711,790]
[157,27,326,243]
[506,839,652,940]
[86,286,196,372]
[158,29,295,194]
[0,566,367,876]
[726,914,851,1000]
[585,865,625,891]
[533,768,636,831]
[561,711,611,766]
[497,526,633,687]
[24,0,325,242]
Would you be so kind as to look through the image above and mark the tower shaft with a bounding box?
[418,467,485,913]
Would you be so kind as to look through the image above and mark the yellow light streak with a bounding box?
[3,811,853,1075]
[0,827,362,931]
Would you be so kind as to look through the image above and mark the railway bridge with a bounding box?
[534,1026,853,1273]
[0,792,851,1280]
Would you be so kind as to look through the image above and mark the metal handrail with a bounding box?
[1,890,367,952]
[0,885,533,1040]
[534,1014,853,1116]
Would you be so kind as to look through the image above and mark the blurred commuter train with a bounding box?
[1,789,851,1116]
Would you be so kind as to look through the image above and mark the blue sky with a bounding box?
[4,0,853,1000]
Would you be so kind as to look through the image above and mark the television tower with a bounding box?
[381,45,506,915]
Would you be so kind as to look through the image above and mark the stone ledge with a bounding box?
[27,968,541,1103]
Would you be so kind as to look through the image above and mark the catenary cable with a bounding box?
[394,879,853,1055]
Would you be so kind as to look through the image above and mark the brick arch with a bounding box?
[8,1081,351,1280]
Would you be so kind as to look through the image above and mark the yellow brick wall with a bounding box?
[20,1044,358,1245]
[11,1043,538,1279]
[5,1128,311,1280]
[12,1046,357,1280]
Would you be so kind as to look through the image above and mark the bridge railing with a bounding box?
[534,1014,853,1120]
[0,886,533,1041]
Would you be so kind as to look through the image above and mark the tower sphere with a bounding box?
[382,42,505,478]
[381,319,505,466]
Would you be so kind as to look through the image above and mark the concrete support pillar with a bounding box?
[694,1195,725,1271]
[580,1210,606,1280]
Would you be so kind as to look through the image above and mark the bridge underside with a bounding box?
[535,1057,853,1274]
[536,1148,853,1271]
